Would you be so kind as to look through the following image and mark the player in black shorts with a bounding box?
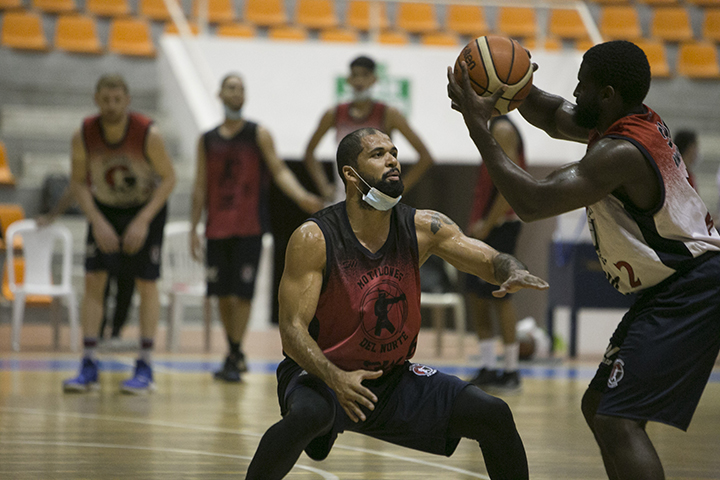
[245,128,548,479]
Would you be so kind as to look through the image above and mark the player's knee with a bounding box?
[134,278,158,296]
[285,394,334,436]
[484,395,515,429]
[592,414,640,444]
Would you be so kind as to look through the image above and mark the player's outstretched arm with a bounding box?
[280,222,381,422]
[258,125,324,214]
[415,209,548,297]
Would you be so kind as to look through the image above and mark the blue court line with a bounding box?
[1,358,717,382]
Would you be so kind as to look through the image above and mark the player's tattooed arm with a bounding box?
[492,253,527,284]
[430,212,456,234]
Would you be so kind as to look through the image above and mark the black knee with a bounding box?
[283,389,335,438]
[448,386,516,440]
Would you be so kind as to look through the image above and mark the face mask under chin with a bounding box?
[224,105,243,120]
[351,88,373,102]
[348,167,402,211]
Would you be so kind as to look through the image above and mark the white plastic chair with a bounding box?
[162,220,210,352]
[420,261,466,357]
[6,219,79,352]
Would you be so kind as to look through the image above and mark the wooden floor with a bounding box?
[1,326,719,479]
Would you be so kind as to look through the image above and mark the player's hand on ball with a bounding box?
[493,269,549,298]
[447,62,507,129]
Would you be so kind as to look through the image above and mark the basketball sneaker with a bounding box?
[120,359,156,394]
[236,351,248,373]
[63,357,99,392]
[469,368,500,388]
[492,371,522,394]
[214,355,242,382]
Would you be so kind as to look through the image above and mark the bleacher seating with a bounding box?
[677,40,720,78]
[295,0,338,30]
[0,1,718,79]
[54,13,103,54]
[445,5,487,37]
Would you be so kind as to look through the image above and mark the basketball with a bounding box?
[454,35,534,115]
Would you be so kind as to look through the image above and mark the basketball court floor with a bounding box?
[1,324,719,479]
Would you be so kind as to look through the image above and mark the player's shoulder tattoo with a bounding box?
[430,212,455,235]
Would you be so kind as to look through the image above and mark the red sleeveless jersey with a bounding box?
[310,202,422,374]
[202,122,270,239]
[468,116,526,227]
[82,112,156,207]
[334,101,387,143]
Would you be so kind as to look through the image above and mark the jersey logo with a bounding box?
[410,363,437,377]
[359,279,408,342]
[105,163,138,193]
[607,358,625,389]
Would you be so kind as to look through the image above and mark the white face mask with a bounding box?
[348,167,402,211]
[351,87,373,102]
[224,104,242,120]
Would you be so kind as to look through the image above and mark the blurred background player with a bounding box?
[303,55,434,204]
[465,115,526,392]
[63,73,176,394]
[37,187,135,348]
[190,73,323,382]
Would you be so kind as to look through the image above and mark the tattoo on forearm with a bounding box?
[430,212,455,234]
[493,253,526,283]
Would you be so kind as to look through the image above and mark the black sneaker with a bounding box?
[213,356,242,382]
[236,352,248,373]
[492,371,522,393]
[469,368,500,388]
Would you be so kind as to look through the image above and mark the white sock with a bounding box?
[478,339,497,369]
[504,342,520,372]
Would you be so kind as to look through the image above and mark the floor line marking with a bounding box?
[0,407,491,478]
[0,439,338,480]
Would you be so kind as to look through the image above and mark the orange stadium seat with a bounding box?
[139,0,172,21]
[445,5,487,37]
[549,9,589,41]
[268,25,308,41]
[521,36,563,52]
[164,21,200,35]
[395,2,438,34]
[0,203,25,250]
[319,27,359,43]
[635,39,671,77]
[651,7,694,42]
[497,7,537,40]
[108,17,155,57]
[677,41,720,78]
[686,0,720,6]
[2,258,53,306]
[377,30,409,45]
[0,0,23,9]
[86,0,129,17]
[637,0,678,5]
[575,39,595,52]
[0,142,16,186]
[421,31,460,47]
[1,10,48,50]
[345,1,389,31]
[703,9,720,42]
[216,23,256,38]
[54,13,102,54]
[32,0,75,14]
[193,0,235,24]
[244,0,287,27]
[592,0,629,4]
[295,0,338,30]
[600,5,642,41]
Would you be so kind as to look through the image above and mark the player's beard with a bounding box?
[376,169,404,198]
[573,98,601,129]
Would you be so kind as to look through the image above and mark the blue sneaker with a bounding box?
[63,357,99,393]
[120,359,156,394]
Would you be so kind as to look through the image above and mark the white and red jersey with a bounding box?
[586,106,720,294]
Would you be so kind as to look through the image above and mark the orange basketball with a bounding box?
[454,35,534,115]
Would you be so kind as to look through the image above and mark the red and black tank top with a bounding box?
[203,121,270,239]
[334,101,387,143]
[82,112,156,208]
[309,202,422,374]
